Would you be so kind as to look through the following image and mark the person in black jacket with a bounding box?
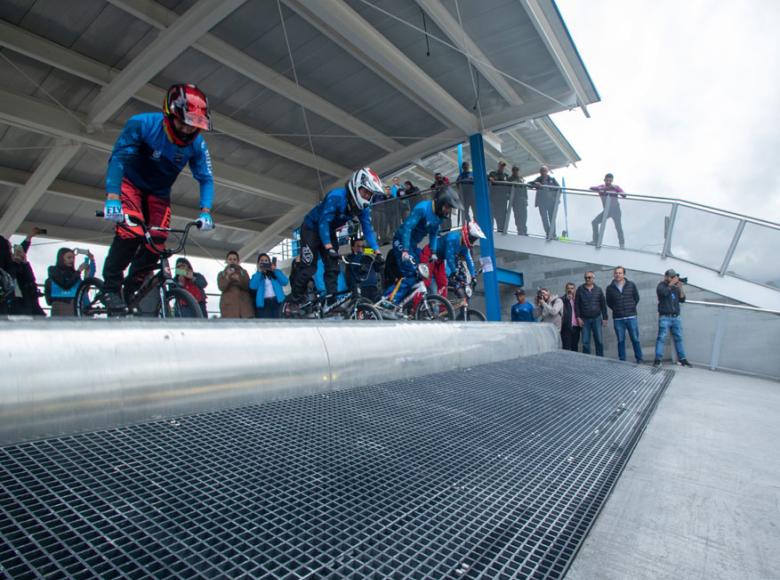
[560,282,580,351]
[528,165,560,240]
[0,229,45,316]
[653,269,692,368]
[575,271,607,356]
[605,266,643,363]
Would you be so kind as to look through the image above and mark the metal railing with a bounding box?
[681,300,780,379]
[363,182,780,292]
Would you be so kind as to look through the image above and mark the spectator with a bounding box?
[534,287,563,330]
[529,165,560,240]
[488,160,510,232]
[510,288,536,322]
[606,266,643,363]
[217,250,254,318]
[575,271,607,356]
[456,161,473,182]
[506,165,528,235]
[589,173,627,248]
[389,176,402,198]
[430,172,450,193]
[44,247,95,316]
[457,161,475,221]
[653,269,692,368]
[0,228,45,315]
[344,238,381,302]
[400,180,420,197]
[561,282,581,351]
[250,253,289,319]
[175,257,208,317]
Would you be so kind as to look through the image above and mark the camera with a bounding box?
[679,276,688,284]
[73,248,89,255]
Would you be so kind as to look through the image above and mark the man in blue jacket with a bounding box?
[389,186,463,303]
[511,289,536,322]
[288,167,384,308]
[101,84,214,311]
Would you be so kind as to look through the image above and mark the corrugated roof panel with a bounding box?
[10,0,107,48]
[0,126,54,174]
[70,3,159,69]
[0,0,35,24]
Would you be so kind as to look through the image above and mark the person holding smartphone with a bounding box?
[217,250,253,318]
[174,257,208,317]
[249,253,288,319]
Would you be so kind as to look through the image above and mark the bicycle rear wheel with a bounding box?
[161,287,204,318]
[414,294,455,322]
[74,277,108,318]
[457,308,486,321]
[350,303,382,321]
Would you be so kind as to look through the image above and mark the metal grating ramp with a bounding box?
[1,352,671,579]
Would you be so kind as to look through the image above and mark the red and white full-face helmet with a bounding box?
[163,84,211,144]
[462,220,486,248]
[347,167,384,210]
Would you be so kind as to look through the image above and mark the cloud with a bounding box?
[551,0,780,222]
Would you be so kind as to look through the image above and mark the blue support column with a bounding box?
[457,143,463,170]
[469,133,502,321]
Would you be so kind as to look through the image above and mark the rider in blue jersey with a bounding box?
[101,84,214,311]
[389,186,463,302]
[288,168,385,307]
[438,220,485,279]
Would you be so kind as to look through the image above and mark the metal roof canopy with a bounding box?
[0,0,598,260]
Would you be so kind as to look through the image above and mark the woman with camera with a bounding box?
[249,253,289,319]
[217,250,253,318]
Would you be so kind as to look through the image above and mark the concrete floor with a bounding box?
[567,366,780,580]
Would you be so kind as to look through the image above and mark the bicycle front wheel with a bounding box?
[161,287,204,318]
[414,294,455,322]
[74,277,107,318]
[350,303,382,321]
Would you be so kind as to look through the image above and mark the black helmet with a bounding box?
[434,186,464,218]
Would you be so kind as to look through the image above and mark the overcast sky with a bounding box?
[550,0,780,221]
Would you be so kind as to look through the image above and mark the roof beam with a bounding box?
[282,0,478,134]
[414,0,524,106]
[0,142,81,237]
[536,116,578,164]
[503,130,545,165]
[238,206,309,259]
[106,0,401,153]
[0,87,316,206]
[0,166,269,236]
[519,0,591,117]
[87,0,250,127]
[0,20,349,177]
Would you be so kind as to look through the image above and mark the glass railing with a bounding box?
[366,182,780,291]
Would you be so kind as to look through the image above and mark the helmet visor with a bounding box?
[183,109,211,131]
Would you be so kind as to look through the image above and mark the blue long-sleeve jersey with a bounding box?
[435,230,476,277]
[106,112,215,209]
[394,199,442,254]
[302,187,379,250]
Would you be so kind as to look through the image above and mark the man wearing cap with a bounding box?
[510,288,536,322]
[529,165,560,240]
[506,165,528,235]
[654,269,693,367]
[488,160,510,232]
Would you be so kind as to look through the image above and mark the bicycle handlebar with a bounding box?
[95,211,202,255]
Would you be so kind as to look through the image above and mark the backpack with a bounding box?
[0,267,15,302]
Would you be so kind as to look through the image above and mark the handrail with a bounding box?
[685,300,780,316]
[469,181,780,229]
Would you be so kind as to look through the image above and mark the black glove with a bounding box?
[373,253,385,266]
[327,247,339,259]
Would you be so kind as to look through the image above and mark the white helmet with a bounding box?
[347,167,384,210]
[462,220,486,248]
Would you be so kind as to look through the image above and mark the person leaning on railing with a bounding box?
[529,165,560,240]
[588,173,627,248]
[506,165,528,235]
[488,160,510,232]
